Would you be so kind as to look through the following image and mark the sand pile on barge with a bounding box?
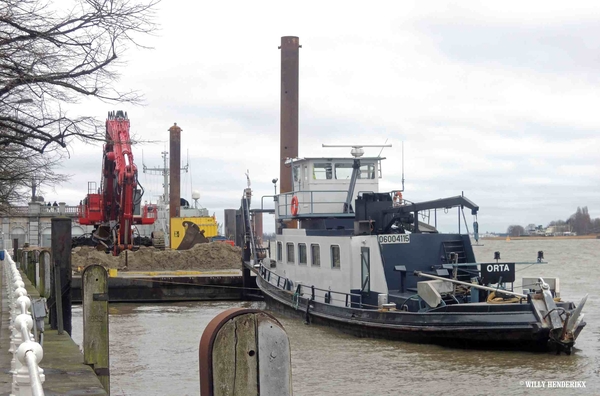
[71,242,242,271]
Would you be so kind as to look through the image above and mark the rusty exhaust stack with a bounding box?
[279,36,300,194]
[169,123,182,220]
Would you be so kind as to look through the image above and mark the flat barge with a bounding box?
[71,270,252,303]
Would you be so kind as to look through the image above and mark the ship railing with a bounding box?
[259,264,291,290]
[145,211,157,219]
[298,283,363,308]
[276,190,355,218]
[1,249,45,396]
[425,257,550,300]
[259,263,363,308]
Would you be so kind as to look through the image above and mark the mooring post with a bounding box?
[82,264,110,394]
[199,308,292,396]
[50,217,72,335]
[242,266,252,300]
[12,238,18,260]
[53,264,64,335]
[27,249,36,287]
[17,248,23,270]
[38,250,50,297]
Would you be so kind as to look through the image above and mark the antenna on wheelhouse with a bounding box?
[377,138,389,157]
[322,144,392,157]
[401,141,405,192]
[322,144,392,213]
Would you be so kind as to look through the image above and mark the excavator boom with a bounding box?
[78,111,155,255]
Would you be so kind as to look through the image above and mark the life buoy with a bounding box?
[291,196,299,216]
[393,191,403,206]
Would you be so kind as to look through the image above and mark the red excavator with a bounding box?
[77,111,156,255]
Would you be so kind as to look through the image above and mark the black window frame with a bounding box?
[311,244,321,267]
[286,242,295,264]
[298,243,307,265]
[331,245,341,269]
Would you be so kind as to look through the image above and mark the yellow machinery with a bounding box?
[170,216,218,250]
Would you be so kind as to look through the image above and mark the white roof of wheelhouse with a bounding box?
[285,157,385,163]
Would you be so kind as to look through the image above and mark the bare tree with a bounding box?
[592,218,600,234]
[0,0,158,209]
[506,225,525,237]
[569,206,592,235]
[0,0,158,153]
[0,146,66,214]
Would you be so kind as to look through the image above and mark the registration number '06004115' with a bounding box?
[377,234,410,244]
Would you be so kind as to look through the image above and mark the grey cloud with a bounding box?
[418,21,600,77]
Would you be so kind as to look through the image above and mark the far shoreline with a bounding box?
[481,235,600,241]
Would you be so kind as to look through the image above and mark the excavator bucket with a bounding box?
[177,221,210,250]
[93,225,111,241]
[151,231,166,250]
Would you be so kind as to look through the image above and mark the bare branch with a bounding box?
[0,0,159,209]
[0,0,158,152]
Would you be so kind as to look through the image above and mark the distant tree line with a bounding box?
[507,206,600,236]
[262,232,277,241]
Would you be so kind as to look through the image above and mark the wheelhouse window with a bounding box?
[359,163,376,179]
[298,243,307,265]
[313,163,333,180]
[277,242,282,261]
[293,165,300,183]
[286,243,295,264]
[334,163,353,180]
[331,245,341,269]
[311,244,321,266]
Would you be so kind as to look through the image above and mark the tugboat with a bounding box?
[240,144,587,353]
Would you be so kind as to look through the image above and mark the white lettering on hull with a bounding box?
[377,234,410,244]
[486,264,510,272]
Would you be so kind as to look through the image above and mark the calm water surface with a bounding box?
[71,239,600,395]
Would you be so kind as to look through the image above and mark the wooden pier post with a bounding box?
[12,238,18,260]
[82,264,110,395]
[38,250,50,297]
[27,250,36,287]
[50,217,72,335]
[199,308,292,396]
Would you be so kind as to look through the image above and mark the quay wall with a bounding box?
[71,272,248,303]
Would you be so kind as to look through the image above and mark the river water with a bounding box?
[71,239,599,395]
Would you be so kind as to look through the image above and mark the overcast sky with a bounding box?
[43,0,600,234]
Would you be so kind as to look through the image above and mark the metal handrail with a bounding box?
[259,263,363,308]
[301,283,363,308]
[277,190,353,217]
[2,249,45,395]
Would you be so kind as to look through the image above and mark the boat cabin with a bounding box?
[276,157,382,220]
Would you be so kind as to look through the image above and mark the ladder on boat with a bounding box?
[442,240,467,264]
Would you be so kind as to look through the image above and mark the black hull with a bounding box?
[255,275,555,351]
